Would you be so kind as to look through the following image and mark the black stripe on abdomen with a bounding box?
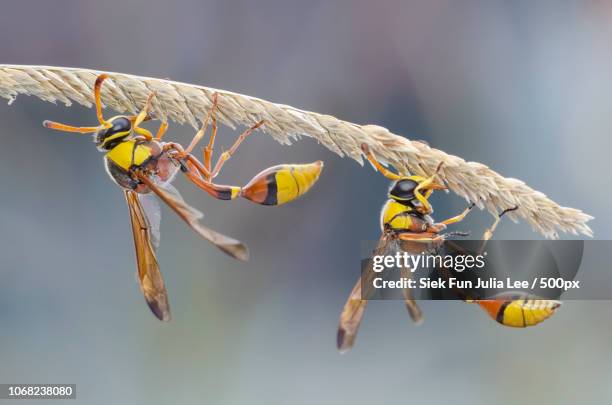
[216,188,233,200]
[496,301,510,324]
[262,173,278,205]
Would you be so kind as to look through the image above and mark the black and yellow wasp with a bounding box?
[336,143,559,353]
[43,74,323,321]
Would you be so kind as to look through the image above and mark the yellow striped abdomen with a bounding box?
[473,295,561,327]
[241,161,323,205]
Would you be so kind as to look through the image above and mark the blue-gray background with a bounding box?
[0,1,610,404]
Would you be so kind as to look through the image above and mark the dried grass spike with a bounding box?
[0,64,593,238]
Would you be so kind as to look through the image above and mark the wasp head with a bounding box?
[94,116,132,150]
[389,172,446,215]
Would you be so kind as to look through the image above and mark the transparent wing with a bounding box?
[395,238,434,324]
[138,192,161,251]
[124,190,171,321]
[399,264,423,325]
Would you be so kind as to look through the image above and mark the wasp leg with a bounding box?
[210,120,265,179]
[183,154,212,180]
[164,144,241,201]
[439,202,476,226]
[177,120,214,179]
[414,162,446,191]
[196,92,220,179]
[483,206,519,242]
[204,112,218,180]
[96,73,155,133]
[155,120,168,140]
[203,111,218,180]
[94,74,111,126]
[412,162,447,214]
[42,74,112,133]
[361,143,401,181]
[163,142,211,179]
[473,206,519,255]
[185,92,219,173]
[422,203,473,234]
[131,92,156,140]
[397,232,444,242]
[42,121,99,133]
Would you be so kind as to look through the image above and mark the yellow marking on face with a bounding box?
[101,130,131,148]
[106,140,154,171]
[230,187,241,200]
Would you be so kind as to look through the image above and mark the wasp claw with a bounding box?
[500,206,519,217]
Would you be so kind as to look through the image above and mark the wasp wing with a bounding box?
[399,265,423,324]
[136,174,249,262]
[124,190,171,322]
[396,238,440,324]
[138,192,162,251]
[337,235,392,353]
[159,182,204,221]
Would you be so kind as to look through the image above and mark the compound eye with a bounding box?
[96,116,132,149]
[396,179,416,194]
[389,178,418,200]
[109,117,132,133]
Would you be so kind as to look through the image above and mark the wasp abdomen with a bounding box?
[241,161,323,205]
[474,295,561,327]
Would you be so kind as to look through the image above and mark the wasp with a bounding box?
[336,143,559,353]
[43,74,323,321]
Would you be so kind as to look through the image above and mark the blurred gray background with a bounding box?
[0,0,611,404]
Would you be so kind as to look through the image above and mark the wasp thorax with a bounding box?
[389,178,418,201]
[95,116,132,150]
